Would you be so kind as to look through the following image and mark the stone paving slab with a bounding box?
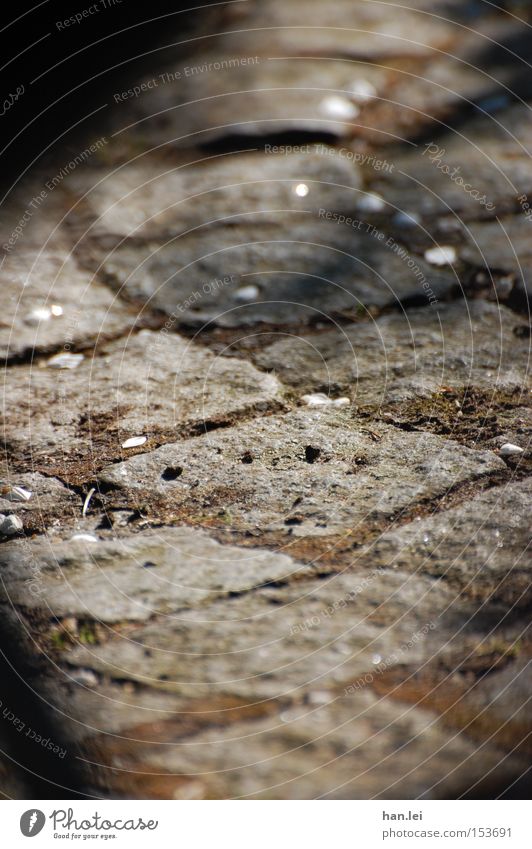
[355,478,532,608]
[0,247,138,363]
[96,215,456,327]
[96,408,505,539]
[71,152,361,243]
[105,689,527,800]
[2,328,282,479]
[0,0,531,803]
[0,526,311,622]
[254,300,531,406]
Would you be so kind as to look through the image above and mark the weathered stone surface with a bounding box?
[214,0,460,60]
[97,407,505,538]
[2,328,281,476]
[104,690,527,800]
[0,472,77,533]
[0,526,311,621]
[369,102,532,230]
[118,57,387,149]
[72,152,361,242]
[460,215,532,273]
[0,246,138,363]
[254,300,531,405]
[355,478,532,607]
[1,0,531,803]
[97,214,455,327]
[59,567,447,697]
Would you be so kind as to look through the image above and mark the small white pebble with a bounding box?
[0,514,23,535]
[307,690,333,706]
[233,285,260,302]
[301,393,350,408]
[50,304,64,316]
[122,435,147,449]
[25,306,52,325]
[424,245,457,266]
[70,668,99,687]
[320,95,360,120]
[372,653,382,665]
[348,79,377,103]
[357,192,386,213]
[70,533,98,543]
[393,210,420,228]
[47,352,84,369]
[5,486,32,502]
[499,442,524,457]
[294,183,309,197]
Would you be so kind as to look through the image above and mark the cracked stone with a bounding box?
[97,407,505,537]
[0,526,312,621]
[254,300,531,405]
[2,328,281,475]
[355,478,532,607]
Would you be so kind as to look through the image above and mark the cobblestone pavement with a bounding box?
[0,0,531,799]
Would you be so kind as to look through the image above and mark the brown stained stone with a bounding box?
[2,328,282,479]
[78,689,530,800]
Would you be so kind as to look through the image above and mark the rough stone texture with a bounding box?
[71,152,361,242]
[254,300,531,406]
[0,243,138,363]
[0,526,312,621]
[98,691,527,800]
[95,215,456,327]
[2,328,282,478]
[96,408,505,540]
[0,472,78,534]
[357,478,532,607]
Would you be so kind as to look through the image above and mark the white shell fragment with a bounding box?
[499,443,524,457]
[320,95,360,120]
[121,436,147,449]
[233,285,260,302]
[5,486,32,502]
[70,533,98,543]
[348,79,377,103]
[301,393,350,408]
[424,246,457,266]
[47,352,84,369]
[70,668,99,687]
[25,306,53,325]
[0,514,23,535]
[357,192,386,213]
[82,487,96,517]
